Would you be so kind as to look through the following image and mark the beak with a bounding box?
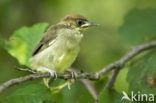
[81,21,99,28]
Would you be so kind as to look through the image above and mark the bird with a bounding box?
[29,14,98,78]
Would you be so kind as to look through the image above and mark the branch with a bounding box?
[15,67,37,74]
[104,68,120,89]
[0,72,99,92]
[102,40,156,89]
[97,40,156,77]
[0,40,156,93]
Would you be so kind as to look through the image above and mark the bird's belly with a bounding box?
[54,48,79,73]
[30,44,79,73]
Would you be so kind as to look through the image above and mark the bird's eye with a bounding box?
[77,20,85,26]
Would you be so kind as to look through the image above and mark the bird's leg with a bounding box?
[65,69,78,79]
[37,66,57,88]
[65,70,78,89]
[38,66,57,78]
[43,78,51,88]
[71,71,78,79]
[67,71,78,89]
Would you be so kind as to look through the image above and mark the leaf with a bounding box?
[119,8,156,43]
[127,49,156,94]
[49,91,64,103]
[114,68,129,93]
[0,35,5,49]
[94,76,108,93]
[49,80,95,103]
[61,81,94,103]
[98,90,130,103]
[1,84,52,103]
[75,82,95,103]
[5,23,48,66]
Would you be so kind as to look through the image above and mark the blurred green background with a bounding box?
[0,0,156,103]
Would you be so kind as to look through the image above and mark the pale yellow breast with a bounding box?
[30,28,83,73]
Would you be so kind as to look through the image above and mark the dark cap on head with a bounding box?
[60,14,98,28]
[60,14,88,22]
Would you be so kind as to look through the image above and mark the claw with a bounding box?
[38,67,57,79]
[71,71,78,79]
[47,69,57,80]
[53,72,57,80]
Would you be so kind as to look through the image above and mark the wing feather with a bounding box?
[32,24,71,56]
[32,25,57,56]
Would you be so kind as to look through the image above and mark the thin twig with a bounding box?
[15,67,37,74]
[0,40,156,93]
[104,69,120,89]
[97,40,156,77]
[81,79,99,101]
[101,40,156,89]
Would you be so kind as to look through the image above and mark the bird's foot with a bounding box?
[71,71,78,79]
[64,70,78,89]
[48,69,57,79]
[38,66,57,79]
[38,67,57,88]
[65,70,78,79]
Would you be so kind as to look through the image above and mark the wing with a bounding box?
[32,24,72,56]
[32,25,57,56]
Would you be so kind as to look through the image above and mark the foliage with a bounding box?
[1,84,52,103]
[5,23,48,66]
[127,49,156,94]
[119,8,156,43]
[0,0,156,103]
[98,90,131,103]
[0,35,4,48]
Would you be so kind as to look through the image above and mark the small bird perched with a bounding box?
[30,14,97,77]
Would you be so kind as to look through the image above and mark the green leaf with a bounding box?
[119,8,156,43]
[127,49,156,94]
[94,76,108,93]
[75,82,95,103]
[6,23,48,66]
[0,35,5,49]
[98,90,130,103]
[41,80,95,103]
[49,91,64,103]
[1,84,52,103]
[114,68,129,93]
[61,81,94,103]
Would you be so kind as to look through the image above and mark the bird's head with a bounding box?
[59,14,98,31]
